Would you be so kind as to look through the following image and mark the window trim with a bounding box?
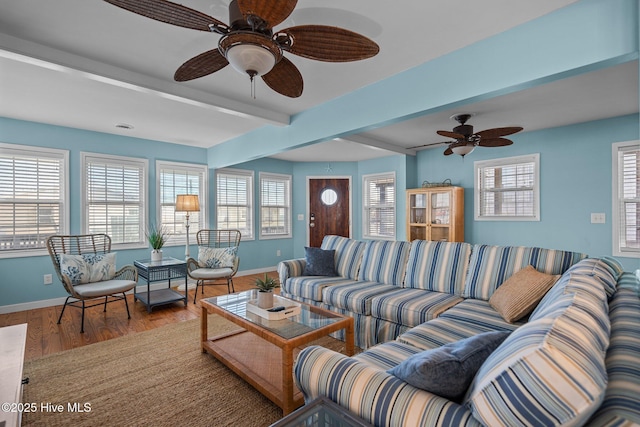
[259,171,292,240]
[474,153,540,222]
[0,143,69,259]
[612,140,640,258]
[362,171,396,240]
[81,152,148,250]
[156,160,208,247]
[215,167,254,241]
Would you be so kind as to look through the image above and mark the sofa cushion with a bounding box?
[388,331,510,402]
[489,265,559,322]
[302,247,337,276]
[463,244,586,300]
[358,240,412,286]
[59,253,116,285]
[322,281,397,315]
[355,340,423,370]
[403,240,472,295]
[370,288,463,327]
[565,257,620,298]
[465,291,610,426]
[399,300,522,351]
[282,276,357,302]
[320,235,365,280]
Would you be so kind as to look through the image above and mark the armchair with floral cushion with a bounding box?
[186,229,241,303]
[46,234,138,333]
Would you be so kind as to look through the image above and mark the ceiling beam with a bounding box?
[339,134,416,156]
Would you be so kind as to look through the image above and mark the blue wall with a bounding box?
[417,114,640,271]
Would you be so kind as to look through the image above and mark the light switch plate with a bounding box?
[591,213,606,224]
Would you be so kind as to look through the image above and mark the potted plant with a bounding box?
[255,273,280,309]
[146,223,170,262]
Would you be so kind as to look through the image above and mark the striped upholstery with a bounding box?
[355,340,422,370]
[321,281,397,315]
[277,258,306,285]
[465,282,610,426]
[321,235,366,280]
[404,240,472,295]
[358,240,412,286]
[565,257,621,298]
[317,304,377,349]
[617,271,639,294]
[294,346,482,427]
[587,288,640,426]
[463,244,587,300]
[370,288,463,327]
[374,318,411,345]
[398,304,522,351]
[282,276,355,302]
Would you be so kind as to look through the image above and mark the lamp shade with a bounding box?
[226,44,276,77]
[175,194,200,212]
[451,143,476,157]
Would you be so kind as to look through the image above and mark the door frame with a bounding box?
[305,175,353,246]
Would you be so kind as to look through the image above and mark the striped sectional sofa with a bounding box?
[277,236,640,426]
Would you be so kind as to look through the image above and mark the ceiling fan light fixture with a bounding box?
[219,32,282,78]
[450,143,476,157]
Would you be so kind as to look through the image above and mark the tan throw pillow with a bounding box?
[489,265,559,323]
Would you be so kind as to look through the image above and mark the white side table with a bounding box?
[0,323,27,427]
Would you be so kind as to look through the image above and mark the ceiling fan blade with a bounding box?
[444,147,454,156]
[174,49,229,82]
[262,57,303,98]
[237,0,297,28]
[478,137,514,147]
[277,25,379,62]
[476,126,523,139]
[437,130,465,139]
[103,0,226,31]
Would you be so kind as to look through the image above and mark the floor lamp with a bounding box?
[175,194,200,260]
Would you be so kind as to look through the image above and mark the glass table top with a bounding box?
[206,290,344,340]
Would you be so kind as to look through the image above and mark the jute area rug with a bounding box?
[22,315,349,427]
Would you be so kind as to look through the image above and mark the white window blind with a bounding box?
[475,154,540,221]
[0,144,68,255]
[216,168,253,240]
[613,141,640,257]
[82,153,147,246]
[363,172,396,239]
[158,161,207,245]
[259,172,291,239]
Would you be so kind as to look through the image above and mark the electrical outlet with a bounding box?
[43,274,53,285]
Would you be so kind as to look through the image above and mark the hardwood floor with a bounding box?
[0,271,275,362]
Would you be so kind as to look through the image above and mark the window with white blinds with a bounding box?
[363,172,396,240]
[259,172,291,239]
[157,161,207,245]
[0,143,68,257]
[613,141,640,257]
[475,154,540,221]
[81,153,147,247]
[216,168,253,240]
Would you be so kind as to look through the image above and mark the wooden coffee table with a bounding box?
[200,290,354,415]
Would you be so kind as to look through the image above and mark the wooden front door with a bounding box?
[308,178,350,247]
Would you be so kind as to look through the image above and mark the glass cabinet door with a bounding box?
[430,192,450,225]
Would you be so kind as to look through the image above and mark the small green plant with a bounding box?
[255,273,279,292]
[146,223,170,250]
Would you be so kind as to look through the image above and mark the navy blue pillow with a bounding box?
[303,247,337,276]
[387,331,510,401]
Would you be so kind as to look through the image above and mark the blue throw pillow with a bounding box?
[387,331,510,401]
[303,247,337,276]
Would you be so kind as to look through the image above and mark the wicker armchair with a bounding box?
[46,234,138,333]
[187,229,241,303]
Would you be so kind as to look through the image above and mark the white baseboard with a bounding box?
[0,266,276,314]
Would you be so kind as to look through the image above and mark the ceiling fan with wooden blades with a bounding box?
[410,113,523,157]
[103,0,379,98]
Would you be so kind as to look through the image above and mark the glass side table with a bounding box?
[269,397,372,427]
[134,257,188,313]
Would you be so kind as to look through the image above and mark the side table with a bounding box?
[270,397,372,427]
[134,257,188,312]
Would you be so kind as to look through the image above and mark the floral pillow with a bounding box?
[59,253,117,285]
[198,246,238,269]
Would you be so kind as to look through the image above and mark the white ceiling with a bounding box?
[0,0,636,162]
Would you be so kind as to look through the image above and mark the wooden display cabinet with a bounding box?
[406,186,464,242]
